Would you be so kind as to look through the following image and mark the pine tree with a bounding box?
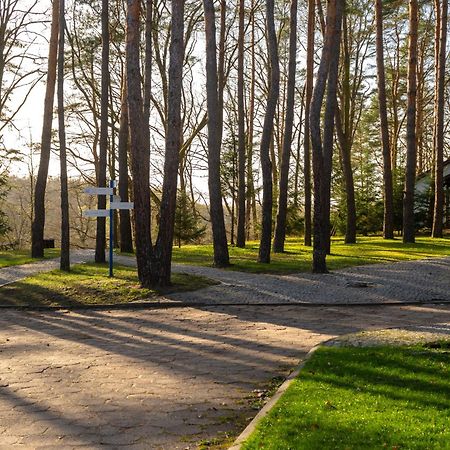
[174,192,206,248]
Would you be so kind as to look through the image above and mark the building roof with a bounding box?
[416,158,450,182]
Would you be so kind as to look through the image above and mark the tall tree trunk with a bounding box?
[390,45,400,172]
[303,0,314,247]
[310,0,343,273]
[143,0,153,236]
[126,0,152,286]
[403,0,418,243]
[236,0,246,248]
[258,0,280,264]
[31,0,59,258]
[270,136,278,206]
[316,0,326,34]
[310,4,333,265]
[415,47,425,175]
[95,0,110,263]
[230,145,236,245]
[218,0,226,116]
[432,0,447,237]
[151,0,185,286]
[246,0,258,241]
[294,86,305,208]
[143,0,152,126]
[335,13,356,245]
[203,0,230,267]
[375,0,394,239]
[335,110,356,244]
[273,0,298,253]
[58,0,69,272]
[118,79,133,253]
[429,0,441,224]
[322,0,343,256]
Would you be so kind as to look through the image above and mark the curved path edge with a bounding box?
[0,299,450,312]
[230,344,322,450]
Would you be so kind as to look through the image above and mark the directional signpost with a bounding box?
[83,180,134,277]
[109,202,134,210]
[83,210,110,218]
[84,187,114,196]
[108,180,115,278]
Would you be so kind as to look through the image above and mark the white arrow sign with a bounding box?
[84,187,114,196]
[110,202,134,210]
[83,209,110,218]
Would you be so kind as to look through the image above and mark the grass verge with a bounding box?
[0,248,60,268]
[171,236,450,274]
[242,343,450,449]
[0,263,217,308]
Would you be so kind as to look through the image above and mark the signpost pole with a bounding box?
[83,182,133,278]
[109,180,115,277]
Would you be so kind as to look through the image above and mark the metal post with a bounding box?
[109,180,114,277]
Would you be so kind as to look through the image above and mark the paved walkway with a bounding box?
[0,256,449,449]
[163,257,450,305]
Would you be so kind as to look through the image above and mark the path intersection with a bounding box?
[0,255,449,448]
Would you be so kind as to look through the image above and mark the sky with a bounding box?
[3,1,54,178]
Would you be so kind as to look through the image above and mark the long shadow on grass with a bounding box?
[243,411,445,450]
[0,281,87,308]
[300,348,450,410]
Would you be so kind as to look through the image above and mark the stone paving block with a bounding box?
[98,433,141,446]
[11,423,49,436]
[35,446,74,450]
[46,435,96,447]
[17,434,66,447]
[0,436,21,447]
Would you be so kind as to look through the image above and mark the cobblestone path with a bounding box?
[161,257,450,305]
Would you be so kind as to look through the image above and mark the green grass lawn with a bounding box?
[0,263,217,308]
[171,236,450,274]
[0,248,60,268]
[242,343,450,450]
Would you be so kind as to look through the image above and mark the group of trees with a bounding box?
[1,0,449,286]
